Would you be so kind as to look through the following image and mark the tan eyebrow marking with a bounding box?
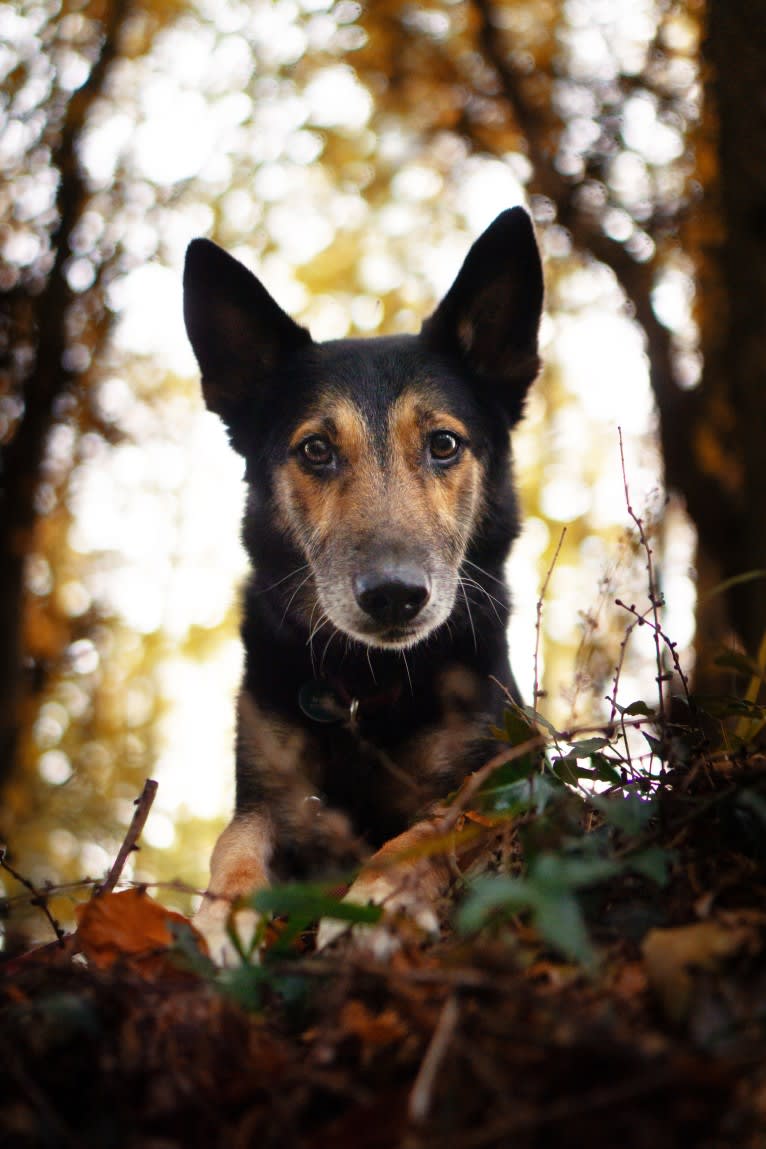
[289,397,368,461]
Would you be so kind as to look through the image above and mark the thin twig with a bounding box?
[1,874,209,911]
[617,428,666,722]
[408,994,461,1124]
[614,598,691,708]
[95,778,158,896]
[533,526,567,709]
[440,736,547,831]
[0,849,67,944]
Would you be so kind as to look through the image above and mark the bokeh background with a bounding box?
[3,0,757,945]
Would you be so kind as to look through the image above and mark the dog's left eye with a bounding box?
[428,430,462,462]
[299,435,335,468]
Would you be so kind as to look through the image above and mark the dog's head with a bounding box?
[183,209,543,650]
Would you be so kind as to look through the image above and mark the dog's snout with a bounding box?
[354,566,431,627]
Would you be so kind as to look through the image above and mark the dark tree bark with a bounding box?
[701,0,766,658]
[469,0,766,676]
[0,0,132,790]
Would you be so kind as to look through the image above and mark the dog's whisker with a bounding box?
[366,646,378,685]
[459,580,478,654]
[319,629,339,676]
[280,571,315,627]
[460,575,507,612]
[307,614,331,648]
[400,650,414,696]
[307,610,331,677]
[459,576,505,626]
[305,599,322,642]
[256,563,310,597]
[463,557,509,589]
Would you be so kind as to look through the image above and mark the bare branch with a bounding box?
[96,778,159,897]
[468,0,738,540]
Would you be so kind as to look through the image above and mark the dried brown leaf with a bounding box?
[75,889,204,975]
[642,918,754,1022]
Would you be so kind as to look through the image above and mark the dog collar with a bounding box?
[298,677,403,726]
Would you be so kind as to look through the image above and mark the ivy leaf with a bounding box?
[479,771,562,815]
[642,732,664,757]
[531,852,620,890]
[694,694,766,720]
[252,883,382,926]
[625,846,673,885]
[532,888,595,968]
[502,704,539,746]
[735,789,766,827]
[456,875,532,933]
[622,700,655,717]
[458,853,609,969]
[552,758,581,786]
[591,792,657,836]
[519,705,559,737]
[714,650,764,677]
[590,754,622,784]
[564,737,610,759]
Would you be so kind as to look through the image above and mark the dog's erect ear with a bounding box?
[422,208,543,414]
[183,239,311,426]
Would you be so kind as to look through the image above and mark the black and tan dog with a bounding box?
[183,207,543,958]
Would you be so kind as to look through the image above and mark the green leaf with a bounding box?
[479,771,561,815]
[519,705,559,737]
[252,883,383,926]
[642,732,664,756]
[591,792,656,835]
[590,753,622,784]
[623,700,655,717]
[564,737,610,759]
[502,704,539,745]
[552,758,582,786]
[531,852,620,890]
[167,920,218,977]
[456,875,532,933]
[695,695,766,720]
[714,650,763,677]
[735,789,766,827]
[458,850,619,968]
[625,846,673,885]
[552,754,620,786]
[533,889,595,968]
[484,754,538,788]
[218,964,271,1010]
[699,569,766,604]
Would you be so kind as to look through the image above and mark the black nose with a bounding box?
[354,566,431,627]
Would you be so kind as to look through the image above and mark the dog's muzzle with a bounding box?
[353,564,431,628]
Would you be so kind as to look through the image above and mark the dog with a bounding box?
[182,207,543,960]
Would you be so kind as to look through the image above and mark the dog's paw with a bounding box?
[316,874,439,959]
[193,897,261,967]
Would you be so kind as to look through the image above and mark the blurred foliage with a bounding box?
[4,0,757,946]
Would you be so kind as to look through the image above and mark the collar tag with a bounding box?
[298,680,348,724]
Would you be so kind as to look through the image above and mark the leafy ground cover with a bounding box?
[3,692,766,1149]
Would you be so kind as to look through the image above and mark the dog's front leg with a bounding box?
[193,811,273,965]
[316,819,452,956]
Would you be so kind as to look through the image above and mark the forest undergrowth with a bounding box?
[3,470,766,1149]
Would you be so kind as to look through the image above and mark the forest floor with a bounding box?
[3,726,766,1149]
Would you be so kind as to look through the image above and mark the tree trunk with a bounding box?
[701,0,766,659]
[0,0,132,791]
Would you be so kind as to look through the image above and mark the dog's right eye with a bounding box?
[299,436,335,468]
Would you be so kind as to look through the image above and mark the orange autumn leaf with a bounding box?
[75,888,205,973]
[340,999,408,1056]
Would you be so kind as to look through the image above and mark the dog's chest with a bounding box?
[307,704,490,845]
